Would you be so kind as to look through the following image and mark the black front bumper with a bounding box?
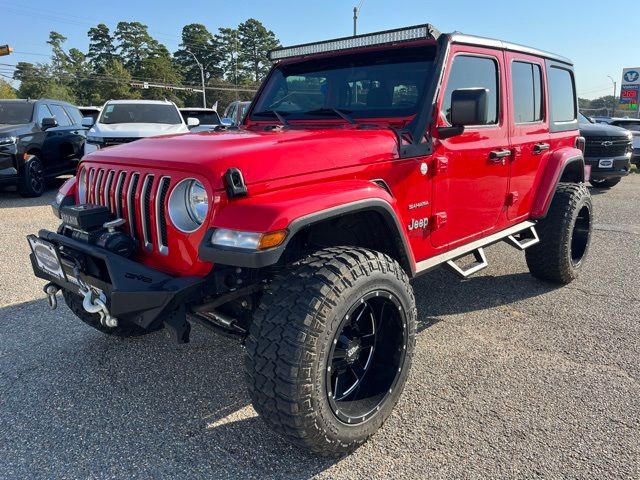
[585,155,631,180]
[29,229,208,339]
[0,146,19,186]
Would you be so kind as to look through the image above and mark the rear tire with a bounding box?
[18,155,45,197]
[245,247,416,457]
[589,177,620,189]
[526,183,592,284]
[62,289,159,337]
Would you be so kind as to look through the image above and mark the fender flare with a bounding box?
[198,181,415,274]
[530,147,585,219]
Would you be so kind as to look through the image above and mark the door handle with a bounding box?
[533,143,550,154]
[489,149,511,162]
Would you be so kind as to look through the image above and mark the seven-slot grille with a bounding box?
[84,167,171,255]
[584,136,631,158]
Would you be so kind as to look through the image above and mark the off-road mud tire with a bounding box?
[245,247,417,457]
[526,182,592,284]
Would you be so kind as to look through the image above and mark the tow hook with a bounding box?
[44,283,60,310]
[71,268,119,328]
[79,286,119,328]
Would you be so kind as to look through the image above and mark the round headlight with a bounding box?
[186,180,208,224]
[168,178,209,233]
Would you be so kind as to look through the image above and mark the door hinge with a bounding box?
[430,212,447,230]
[431,157,448,176]
[506,192,519,206]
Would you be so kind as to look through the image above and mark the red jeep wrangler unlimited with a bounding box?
[28,25,592,456]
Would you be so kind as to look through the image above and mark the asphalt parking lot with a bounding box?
[0,174,638,479]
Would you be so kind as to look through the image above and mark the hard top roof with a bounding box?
[269,24,572,66]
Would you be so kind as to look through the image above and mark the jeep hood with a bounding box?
[90,122,189,138]
[83,128,400,190]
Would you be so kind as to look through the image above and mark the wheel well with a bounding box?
[559,158,584,183]
[282,209,412,274]
[26,147,42,158]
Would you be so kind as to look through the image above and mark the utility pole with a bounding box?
[234,35,239,101]
[353,0,365,36]
[186,49,207,108]
[607,75,617,117]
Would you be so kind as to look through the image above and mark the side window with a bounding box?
[512,61,543,123]
[548,67,576,123]
[49,104,72,127]
[63,106,83,125]
[442,55,499,125]
[35,104,53,124]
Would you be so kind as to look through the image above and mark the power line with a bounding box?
[0,3,238,57]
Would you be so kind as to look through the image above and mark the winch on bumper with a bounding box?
[28,228,207,344]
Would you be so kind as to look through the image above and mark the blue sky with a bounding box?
[0,0,634,99]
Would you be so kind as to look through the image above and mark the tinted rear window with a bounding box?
[512,61,543,123]
[548,67,576,123]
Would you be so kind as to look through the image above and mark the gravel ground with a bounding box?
[0,175,638,479]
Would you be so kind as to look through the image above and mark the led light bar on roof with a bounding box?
[268,24,440,61]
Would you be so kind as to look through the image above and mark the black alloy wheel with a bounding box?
[326,290,407,425]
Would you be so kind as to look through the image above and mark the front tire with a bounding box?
[245,247,416,457]
[18,155,45,197]
[526,183,593,284]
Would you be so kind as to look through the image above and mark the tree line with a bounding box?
[2,19,280,109]
[579,95,636,117]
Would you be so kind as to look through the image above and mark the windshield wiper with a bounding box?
[252,109,289,126]
[306,108,356,125]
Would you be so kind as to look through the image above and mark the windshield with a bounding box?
[99,103,182,125]
[181,110,221,125]
[578,112,593,124]
[251,45,436,123]
[0,102,33,125]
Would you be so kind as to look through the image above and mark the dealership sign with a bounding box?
[620,67,640,110]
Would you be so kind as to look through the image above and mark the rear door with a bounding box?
[431,47,510,249]
[505,52,550,220]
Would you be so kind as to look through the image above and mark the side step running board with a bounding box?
[446,248,488,278]
[506,226,540,250]
[415,221,539,278]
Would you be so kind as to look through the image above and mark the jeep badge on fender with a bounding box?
[27,24,592,457]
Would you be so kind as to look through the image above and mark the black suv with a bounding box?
[579,113,632,189]
[0,99,86,197]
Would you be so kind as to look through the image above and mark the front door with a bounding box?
[430,47,510,250]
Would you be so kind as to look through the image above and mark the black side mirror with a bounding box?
[41,117,58,130]
[450,88,489,126]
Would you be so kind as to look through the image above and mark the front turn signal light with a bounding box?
[258,230,287,250]
[211,228,288,251]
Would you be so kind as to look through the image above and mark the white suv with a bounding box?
[83,100,197,154]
